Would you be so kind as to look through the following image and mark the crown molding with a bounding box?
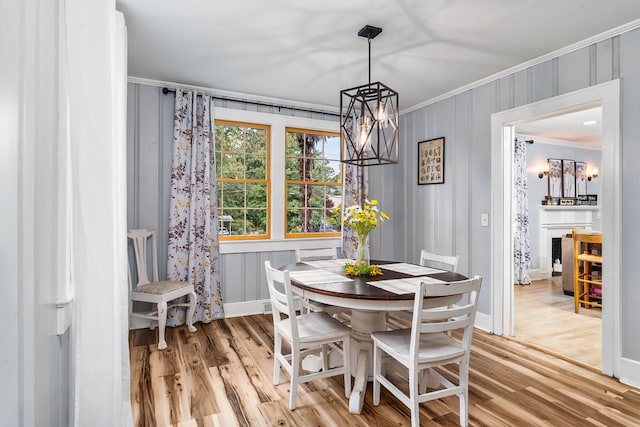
[402,19,640,115]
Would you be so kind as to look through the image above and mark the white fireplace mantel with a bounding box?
[538,205,601,278]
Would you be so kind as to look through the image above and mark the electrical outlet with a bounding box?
[481,213,489,227]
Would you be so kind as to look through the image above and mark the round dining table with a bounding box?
[281,260,468,414]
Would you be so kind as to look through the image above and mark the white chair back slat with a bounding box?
[296,247,337,263]
[128,229,159,287]
[419,250,459,272]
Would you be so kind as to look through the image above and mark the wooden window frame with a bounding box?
[215,119,271,241]
[284,127,342,239]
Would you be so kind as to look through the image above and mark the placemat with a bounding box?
[367,276,446,294]
[381,263,445,276]
[289,269,353,285]
[301,258,354,269]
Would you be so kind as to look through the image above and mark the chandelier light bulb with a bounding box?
[357,115,371,150]
[376,100,388,128]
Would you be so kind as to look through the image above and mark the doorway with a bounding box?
[511,108,603,369]
[490,80,621,378]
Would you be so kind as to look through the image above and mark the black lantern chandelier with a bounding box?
[340,25,399,166]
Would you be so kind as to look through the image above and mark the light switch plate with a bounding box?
[481,213,489,227]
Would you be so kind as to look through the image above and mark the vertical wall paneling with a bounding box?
[498,75,514,111]
[436,98,456,257]
[531,60,556,102]
[469,82,498,312]
[618,29,640,359]
[402,112,416,262]
[595,39,614,84]
[558,47,590,95]
[454,92,472,276]
[513,68,530,108]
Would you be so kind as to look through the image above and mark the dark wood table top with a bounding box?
[281,260,468,301]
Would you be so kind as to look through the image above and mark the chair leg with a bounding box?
[289,351,300,410]
[459,359,470,427]
[372,343,381,406]
[409,367,420,427]
[273,333,281,385]
[186,291,197,333]
[157,301,168,350]
[321,344,329,372]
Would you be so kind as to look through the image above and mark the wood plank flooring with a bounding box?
[514,277,602,369]
[130,312,639,426]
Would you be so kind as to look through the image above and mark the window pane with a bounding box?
[285,158,298,180]
[246,209,267,235]
[222,182,245,208]
[285,128,341,238]
[325,136,341,161]
[215,120,269,239]
[225,208,245,235]
[247,183,267,209]
[245,155,266,180]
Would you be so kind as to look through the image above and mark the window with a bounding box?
[214,120,270,240]
[285,128,342,238]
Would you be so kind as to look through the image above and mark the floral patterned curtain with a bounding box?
[166,89,224,325]
[341,164,368,258]
[514,137,531,285]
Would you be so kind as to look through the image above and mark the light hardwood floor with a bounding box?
[514,277,602,369]
[130,311,639,426]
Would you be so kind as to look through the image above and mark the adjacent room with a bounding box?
[6,1,640,426]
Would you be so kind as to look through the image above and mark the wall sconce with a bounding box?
[538,164,549,179]
[587,166,599,181]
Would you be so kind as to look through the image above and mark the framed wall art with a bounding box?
[418,137,444,185]
[547,158,562,198]
[562,159,576,198]
[575,161,587,196]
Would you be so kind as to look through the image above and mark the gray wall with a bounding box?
[1,0,71,425]
[377,29,640,361]
[525,142,602,269]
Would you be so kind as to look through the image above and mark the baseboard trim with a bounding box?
[474,311,492,333]
[224,299,271,318]
[620,357,640,389]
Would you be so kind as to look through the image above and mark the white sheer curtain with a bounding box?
[66,3,131,426]
[341,164,368,258]
[167,89,224,324]
[513,137,531,285]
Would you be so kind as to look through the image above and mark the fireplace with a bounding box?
[551,237,562,275]
[537,206,600,278]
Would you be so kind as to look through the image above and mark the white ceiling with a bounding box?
[116,1,640,111]
[517,107,603,146]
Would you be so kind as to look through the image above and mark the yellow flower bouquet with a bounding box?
[339,199,390,276]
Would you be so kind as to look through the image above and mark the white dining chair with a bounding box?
[372,276,482,427]
[127,229,197,350]
[295,248,349,318]
[390,250,460,327]
[264,260,351,410]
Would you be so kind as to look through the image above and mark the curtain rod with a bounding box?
[162,87,341,118]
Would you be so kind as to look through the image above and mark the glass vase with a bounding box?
[355,233,370,268]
